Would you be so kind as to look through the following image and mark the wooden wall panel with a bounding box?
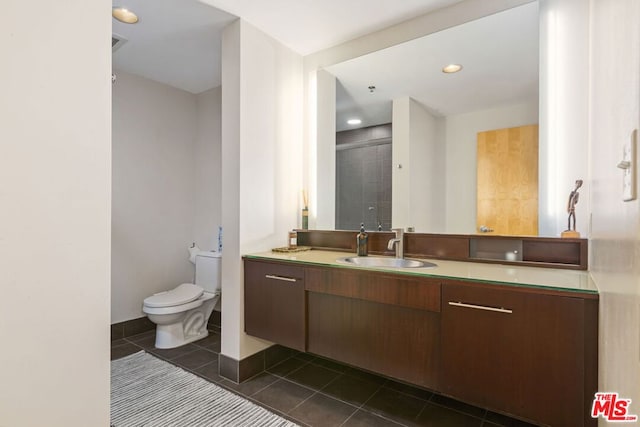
[477,125,538,236]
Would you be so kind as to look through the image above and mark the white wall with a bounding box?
[445,101,539,234]
[588,0,640,421]
[392,97,445,232]
[112,71,222,323]
[195,86,223,251]
[221,19,303,361]
[0,0,111,425]
[539,0,590,237]
[314,69,336,229]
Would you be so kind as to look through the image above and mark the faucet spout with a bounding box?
[387,228,404,259]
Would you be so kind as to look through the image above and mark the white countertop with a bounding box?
[244,249,598,295]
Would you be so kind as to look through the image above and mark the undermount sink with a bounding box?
[337,256,437,269]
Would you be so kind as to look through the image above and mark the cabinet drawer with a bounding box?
[246,260,305,284]
[244,259,305,351]
[306,266,440,312]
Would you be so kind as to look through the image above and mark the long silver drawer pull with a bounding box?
[448,301,513,314]
[265,274,297,282]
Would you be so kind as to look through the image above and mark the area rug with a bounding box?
[111,351,298,427]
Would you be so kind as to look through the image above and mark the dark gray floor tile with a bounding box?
[342,410,405,427]
[266,355,309,377]
[111,338,127,347]
[285,363,341,390]
[310,356,350,373]
[204,338,221,353]
[109,338,532,427]
[363,386,427,425]
[148,343,199,360]
[172,348,218,370]
[289,393,357,427]
[484,411,539,427]
[193,332,221,350]
[193,360,224,383]
[429,394,486,418]
[111,342,141,360]
[221,371,279,397]
[343,366,388,385]
[265,346,298,369]
[126,329,155,341]
[385,379,433,401]
[320,374,382,406]
[415,402,483,426]
[294,352,316,362]
[252,379,315,414]
[125,331,156,349]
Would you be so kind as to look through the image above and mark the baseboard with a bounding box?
[218,345,298,383]
[111,317,155,341]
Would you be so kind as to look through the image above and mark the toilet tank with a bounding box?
[195,252,221,292]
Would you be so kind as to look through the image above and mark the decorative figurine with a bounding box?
[561,179,583,238]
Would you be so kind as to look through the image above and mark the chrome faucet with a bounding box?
[387,228,404,259]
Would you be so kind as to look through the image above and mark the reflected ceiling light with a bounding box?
[112,7,139,24]
[347,119,362,125]
[442,64,463,73]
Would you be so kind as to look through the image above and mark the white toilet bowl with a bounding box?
[143,283,221,349]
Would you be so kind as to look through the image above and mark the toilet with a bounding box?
[143,252,221,349]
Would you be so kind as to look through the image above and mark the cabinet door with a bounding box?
[306,267,441,389]
[442,281,595,426]
[442,282,526,415]
[244,259,305,351]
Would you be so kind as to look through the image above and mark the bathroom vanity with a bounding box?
[243,250,598,427]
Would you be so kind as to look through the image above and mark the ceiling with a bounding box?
[112,0,466,93]
[328,2,539,131]
[112,0,236,94]
[199,0,465,56]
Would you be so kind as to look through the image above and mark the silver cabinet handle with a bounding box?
[448,301,513,314]
[265,274,297,282]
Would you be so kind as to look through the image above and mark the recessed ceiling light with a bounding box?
[347,119,362,125]
[112,7,139,24]
[442,64,463,74]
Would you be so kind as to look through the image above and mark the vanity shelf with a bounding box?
[296,230,587,270]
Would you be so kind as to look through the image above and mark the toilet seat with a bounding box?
[142,291,220,316]
[143,283,203,308]
[143,298,204,315]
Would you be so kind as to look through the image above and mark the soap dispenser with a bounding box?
[356,223,368,256]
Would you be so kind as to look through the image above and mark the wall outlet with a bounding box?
[618,129,637,201]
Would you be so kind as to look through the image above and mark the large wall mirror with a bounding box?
[315,2,545,236]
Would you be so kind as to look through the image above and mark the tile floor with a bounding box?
[111,328,538,427]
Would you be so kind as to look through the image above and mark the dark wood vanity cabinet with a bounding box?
[243,257,598,426]
[305,267,441,389]
[244,259,305,351]
[441,281,598,427]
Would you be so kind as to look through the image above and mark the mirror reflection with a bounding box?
[322,2,540,235]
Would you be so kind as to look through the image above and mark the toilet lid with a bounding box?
[143,283,204,308]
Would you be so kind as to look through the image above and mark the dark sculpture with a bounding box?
[566,179,583,231]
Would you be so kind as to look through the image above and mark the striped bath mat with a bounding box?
[111,351,298,427]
